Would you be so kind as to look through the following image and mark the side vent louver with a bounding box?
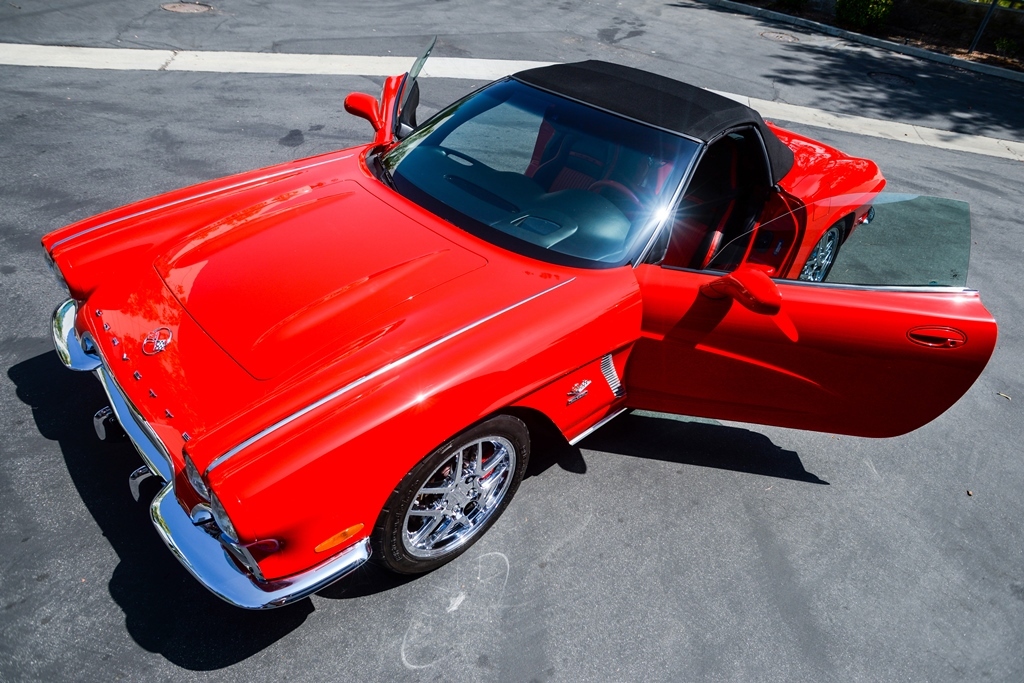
[601,354,624,397]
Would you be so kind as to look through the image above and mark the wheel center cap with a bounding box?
[447,479,477,508]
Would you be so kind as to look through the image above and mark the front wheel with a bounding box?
[798,223,843,282]
[372,415,530,574]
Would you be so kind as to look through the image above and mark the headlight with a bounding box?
[43,250,68,293]
[209,489,239,542]
[183,453,210,500]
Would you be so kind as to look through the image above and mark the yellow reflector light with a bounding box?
[314,523,365,553]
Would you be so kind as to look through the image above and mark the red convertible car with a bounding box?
[43,57,997,609]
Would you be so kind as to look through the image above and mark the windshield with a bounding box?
[382,79,700,268]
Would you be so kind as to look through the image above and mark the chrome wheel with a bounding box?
[799,224,842,282]
[402,436,516,559]
[375,415,530,574]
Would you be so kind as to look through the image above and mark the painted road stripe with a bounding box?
[0,42,552,78]
[1,42,1021,162]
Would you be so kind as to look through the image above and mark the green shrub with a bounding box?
[994,37,1018,56]
[775,0,807,12]
[836,0,893,30]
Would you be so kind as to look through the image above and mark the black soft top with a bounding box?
[513,60,794,184]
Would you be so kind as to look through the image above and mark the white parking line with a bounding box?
[0,42,552,78]
[1,42,1021,162]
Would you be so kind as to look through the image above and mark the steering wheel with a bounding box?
[588,180,643,213]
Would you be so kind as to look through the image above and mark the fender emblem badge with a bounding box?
[142,327,173,355]
[567,379,592,405]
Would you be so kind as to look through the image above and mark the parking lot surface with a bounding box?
[1,2,1022,681]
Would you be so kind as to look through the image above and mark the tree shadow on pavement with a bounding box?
[580,411,829,484]
[672,2,1024,140]
[765,41,1024,139]
[8,352,311,671]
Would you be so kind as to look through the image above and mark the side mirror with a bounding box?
[700,264,781,315]
[344,92,384,133]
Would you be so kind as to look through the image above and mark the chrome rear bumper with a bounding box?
[151,485,370,609]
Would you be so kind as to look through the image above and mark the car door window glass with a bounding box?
[812,194,971,287]
[658,129,771,272]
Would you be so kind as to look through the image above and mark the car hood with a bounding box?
[154,179,487,380]
[51,148,602,479]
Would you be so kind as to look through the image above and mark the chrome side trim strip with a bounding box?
[206,277,577,474]
[150,484,370,609]
[51,299,101,372]
[569,407,628,446]
[50,156,349,250]
[775,280,976,294]
[94,365,174,482]
[600,354,624,398]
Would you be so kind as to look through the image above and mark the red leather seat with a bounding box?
[530,133,614,192]
[664,138,739,270]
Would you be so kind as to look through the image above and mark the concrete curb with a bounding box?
[694,0,1024,83]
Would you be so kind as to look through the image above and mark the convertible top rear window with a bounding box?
[383,79,700,269]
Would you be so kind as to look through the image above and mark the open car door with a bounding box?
[625,193,997,438]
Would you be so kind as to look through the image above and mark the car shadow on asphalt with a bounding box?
[7,352,825,671]
[325,408,830,601]
[577,411,829,485]
[9,352,312,671]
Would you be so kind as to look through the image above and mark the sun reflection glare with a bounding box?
[653,205,672,223]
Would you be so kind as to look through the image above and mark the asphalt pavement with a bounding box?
[1,1,1022,681]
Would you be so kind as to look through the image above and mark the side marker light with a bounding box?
[315,523,365,553]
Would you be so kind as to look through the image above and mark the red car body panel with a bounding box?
[626,264,996,437]
[45,146,646,580]
[42,70,995,592]
[765,123,887,278]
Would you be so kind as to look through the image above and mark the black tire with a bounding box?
[798,222,843,282]
[372,415,530,574]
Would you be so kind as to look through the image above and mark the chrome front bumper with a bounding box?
[52,299,173,481]
[53,299,371,609]
[94,365,174,482]
[51,299,101,373]
[150,485,370,609]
